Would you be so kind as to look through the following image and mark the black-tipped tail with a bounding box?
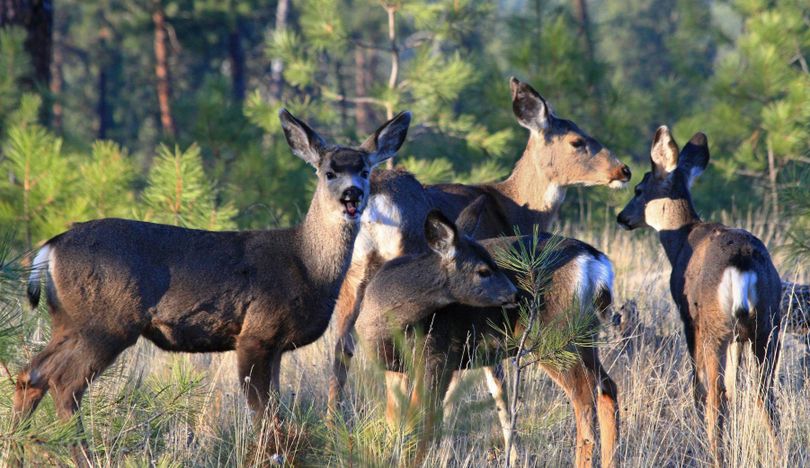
[27,244,51,310]
[27,280,41,309]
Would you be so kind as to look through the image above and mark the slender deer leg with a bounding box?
[385,371,410,430]
[413,349,455,465]
[236,337,277,419]
[701,341,729,468]
[543,360,598,468]
[483,365,519,465]
[328,261,367,414]
[753,327,781,458]
[48,332,128,468]
[587,351,619,468]
[723,341,741,405]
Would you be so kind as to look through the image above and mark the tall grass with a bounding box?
[1,208,808,466]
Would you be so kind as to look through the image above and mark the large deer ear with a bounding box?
[650,125,679,179]
[456,195,488,237]
[424,210,458,260]
[510,77,550,132]
[279,109,327,167]
[678,132,710,187]
[361,111,412,167]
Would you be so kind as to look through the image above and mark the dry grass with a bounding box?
[2,210,809,466]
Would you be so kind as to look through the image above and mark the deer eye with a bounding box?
[570,138,585,149]
[325,171,337,180]
[477,267,492,278]
[361,170,369,178]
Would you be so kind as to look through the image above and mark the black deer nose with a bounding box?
[342,186,363,202]
[621,165,632,180]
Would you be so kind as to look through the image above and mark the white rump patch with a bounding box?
[718,267,758,318]
[29,245,53,286]
[354,194,404,261]
[574,253,615,311]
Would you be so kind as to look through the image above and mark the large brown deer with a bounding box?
[329,77,629,466]
[357,196,619,467]
[617,127,782,466]
[13,109,411,465]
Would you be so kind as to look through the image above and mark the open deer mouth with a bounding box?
[341,196,362,219]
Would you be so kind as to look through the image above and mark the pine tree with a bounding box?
[675,0,810,214]
[140,143,237,230]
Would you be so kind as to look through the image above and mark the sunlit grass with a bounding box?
[1,211,809,466]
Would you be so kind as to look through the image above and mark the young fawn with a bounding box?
[329,78,627,465]
[13,109,411,466]
[355,209,517,458]
[359,197,618,467]
[617,127,782,465]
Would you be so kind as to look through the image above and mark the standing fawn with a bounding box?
[329,77,628,465]
[355,209,518,459]
[358,197,618,467]
[617,127,781,466]
[13,109,411,466]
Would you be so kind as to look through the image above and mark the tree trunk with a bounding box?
[353,48,372,134]
[50,19,62,132]
[1,0,54,120]
[152,0,175,137]
[767,140,779,221]
[571,0,602,117]
[270,0,289,101]
[228,19,246,103]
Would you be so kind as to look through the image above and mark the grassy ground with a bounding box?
[1,210,808,466]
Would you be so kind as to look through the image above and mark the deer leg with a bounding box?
[47,332,129,468]
[236,337,278,421]
[483,365,519,465]
[701,341,729,468]
[543,360,598,468]
[753,328,781,457]
[328,261,366,414]
[723,341,741,405]
[414,346,455,465]
[581,348,619,468]
[385,370,410,431]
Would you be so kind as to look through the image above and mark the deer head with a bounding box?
[510,77,631,189]
[617,126,709,231]
[425,210,518,308]
[279,109,412,223]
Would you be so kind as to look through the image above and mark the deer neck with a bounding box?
[654,198,701,266]
[496,135,567,219]
[297,190,359,286]
[379,256,453,324]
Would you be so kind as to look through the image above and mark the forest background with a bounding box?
[0,0,808,254]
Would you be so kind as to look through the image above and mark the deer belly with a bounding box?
[143,305,242,352]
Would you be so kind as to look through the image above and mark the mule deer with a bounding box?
[617,127,781,466]
[12,109,411,465]
[357,197,618,467]
[355,208,518,457]
[329,77,628,465]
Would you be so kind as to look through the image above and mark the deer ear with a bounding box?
[279,109,327,167]
[650,125,679,179]
[456,195,488,237]
[678,132,710,187]
[424,210,458,260]
[361,111,412,167]
[510,77,550,132]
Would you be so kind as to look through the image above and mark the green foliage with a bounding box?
[491,229,599,371]
[141,144,237,230]
[0,27,30,137]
